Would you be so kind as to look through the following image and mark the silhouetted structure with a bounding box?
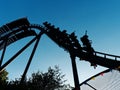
[0,18,120,90]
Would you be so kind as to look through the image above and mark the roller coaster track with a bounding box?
[0,18,120,89]
[31,23,120,70]
[0,18,120,71]
[29,24,120,69]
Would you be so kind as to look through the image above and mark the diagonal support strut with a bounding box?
[20,32,43,84]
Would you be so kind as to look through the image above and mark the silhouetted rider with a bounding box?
[80,33,94,54]
[81,32,97,68]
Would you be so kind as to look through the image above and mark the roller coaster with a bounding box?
[0,18,120,90]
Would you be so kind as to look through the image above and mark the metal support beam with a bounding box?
[20,32,43,84]
[0,34,39,71]
[70,54,80,90]
[0,39,8,67]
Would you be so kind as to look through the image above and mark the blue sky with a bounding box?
[1,0,120,86]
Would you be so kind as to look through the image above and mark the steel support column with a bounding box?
[20,32,43,84]
[0,34,39,71]
[0,39,8,67]
[70,54,80,90]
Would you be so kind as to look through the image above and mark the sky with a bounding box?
[0,0,120,87]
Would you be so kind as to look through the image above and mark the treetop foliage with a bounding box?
[0,66,72,90]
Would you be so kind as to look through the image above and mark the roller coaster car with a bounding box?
[6,17,30,29]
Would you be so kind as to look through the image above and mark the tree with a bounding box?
[28,66,66,90]
[0,69,8,83]
[6,66,71,90]
[0,69,8,90]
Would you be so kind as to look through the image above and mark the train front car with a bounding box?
[6,17,30,30]
[0,18,30,37]
[0,18,34,50]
